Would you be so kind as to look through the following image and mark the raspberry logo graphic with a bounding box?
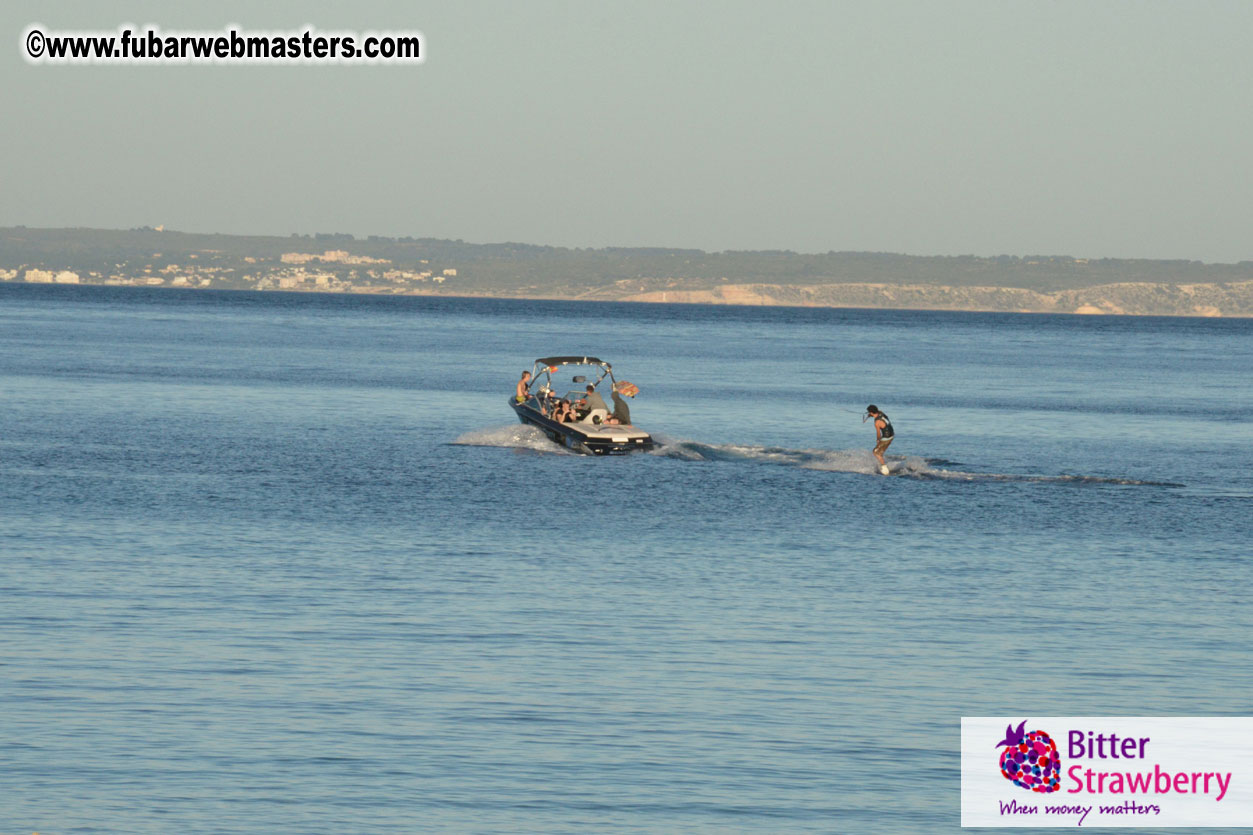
[996,720,1061,793]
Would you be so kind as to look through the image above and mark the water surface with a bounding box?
[2,284,1250,833]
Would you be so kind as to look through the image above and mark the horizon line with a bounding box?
[3,224,1251,267]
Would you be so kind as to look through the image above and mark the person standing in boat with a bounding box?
[866,404,894,475]
[608,383,631,426]
[516,370,532,404]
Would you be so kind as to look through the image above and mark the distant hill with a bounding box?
[3,226,1251,316]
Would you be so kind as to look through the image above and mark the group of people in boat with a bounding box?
[515,371,631,426]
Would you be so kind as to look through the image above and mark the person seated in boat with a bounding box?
[515,370,532,404]
[553,400,574,423]
[579,384,609,418]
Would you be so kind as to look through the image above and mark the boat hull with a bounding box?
[511,399,654,455]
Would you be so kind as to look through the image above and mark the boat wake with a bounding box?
[649,436,1183,486]
[452,427,1182,486]
[452,424,576,454]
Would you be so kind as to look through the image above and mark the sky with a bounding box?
[3,1,1252,262]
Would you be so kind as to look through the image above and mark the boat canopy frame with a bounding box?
[528,357,617,397]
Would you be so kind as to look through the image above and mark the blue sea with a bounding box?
[2,284,1250,833]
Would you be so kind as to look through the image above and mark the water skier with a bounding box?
[865,404,894,475]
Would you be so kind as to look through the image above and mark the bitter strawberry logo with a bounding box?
[996,720,1061,793]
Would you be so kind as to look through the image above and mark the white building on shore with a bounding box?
[25,269,81,284]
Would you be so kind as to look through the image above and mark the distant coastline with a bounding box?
[4,226,1252,317]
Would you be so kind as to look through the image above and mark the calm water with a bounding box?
[2,284,1250,834]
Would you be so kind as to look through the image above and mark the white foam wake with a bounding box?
[648,436,1181,486]
[451,424,575,454]
[649,436,924,476]
[451,428,1182,486]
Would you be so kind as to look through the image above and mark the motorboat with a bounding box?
[510,356,654,454]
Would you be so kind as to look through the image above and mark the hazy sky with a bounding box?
[3,1,1251,261]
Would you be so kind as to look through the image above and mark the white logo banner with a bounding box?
[961,717,1253,827]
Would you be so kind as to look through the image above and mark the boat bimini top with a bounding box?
[528,357,617,399]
